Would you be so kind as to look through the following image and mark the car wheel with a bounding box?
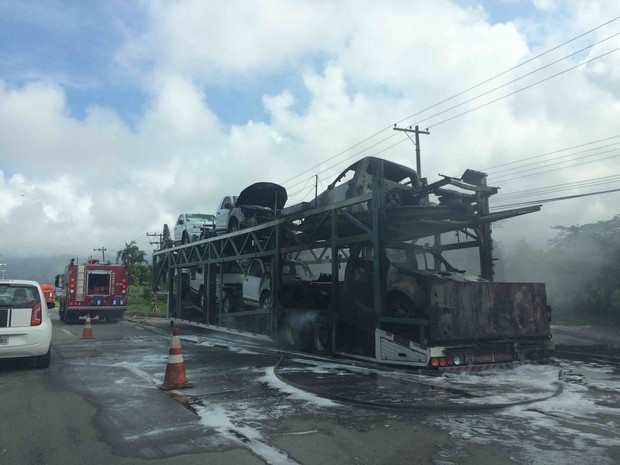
[386,294,415,318]
[386,188,404,209]
[35,346,51,369]
[260,292,273,312]
[228,219,239,233]
[312,319,331,355]
[182,232,189,244]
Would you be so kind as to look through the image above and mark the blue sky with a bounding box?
[1,0,620,258]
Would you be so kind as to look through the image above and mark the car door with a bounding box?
[173,214,185,243]
[215,197,233,232]
[243,259,264,305]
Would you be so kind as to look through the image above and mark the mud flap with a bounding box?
[375,329,429,367]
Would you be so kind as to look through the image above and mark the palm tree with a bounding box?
[116,241,147,266]
[116,241,149,286]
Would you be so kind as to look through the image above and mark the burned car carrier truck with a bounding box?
[154,157,553,371]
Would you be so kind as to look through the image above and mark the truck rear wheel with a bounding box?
[279,317,309,351]
[386,294,416,318]
[312,320,331,355]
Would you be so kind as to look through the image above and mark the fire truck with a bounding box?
[39,283,56,308]
[55,259,128,323]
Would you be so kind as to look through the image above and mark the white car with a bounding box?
[0,280,52,368]
[174,213,216,245]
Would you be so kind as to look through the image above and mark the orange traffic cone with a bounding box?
[81,314,95,339]
[160,327,193,390]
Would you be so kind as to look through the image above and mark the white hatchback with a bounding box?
[0,280,52,368]
[174,213,216,245]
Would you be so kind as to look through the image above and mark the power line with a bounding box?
[426,46,620,129]
[491,187,620,210]
[412,33,620,129]
[490,147,620,182]
[279,15,620,187]
[491,150,620,184]
[395,15,620,129]
[494,174,620,201]
[482,134,620,171]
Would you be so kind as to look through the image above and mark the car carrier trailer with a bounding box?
[153,158,553,370]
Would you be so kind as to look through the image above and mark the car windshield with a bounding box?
[187,214,215,222]
[283,261,315,279]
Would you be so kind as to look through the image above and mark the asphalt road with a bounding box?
[1,311,619,465]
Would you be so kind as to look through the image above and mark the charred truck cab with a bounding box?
[154,157,553,371]
[56,259,128,323]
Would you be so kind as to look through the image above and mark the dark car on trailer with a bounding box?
[215,182,287,233]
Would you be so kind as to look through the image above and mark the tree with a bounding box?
[548,215,620,323]
[116,241,148,266]
[116,242,149,285]
[162,224,173,250]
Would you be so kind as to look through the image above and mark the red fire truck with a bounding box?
[55,259,128,323]
[39,283,56,308]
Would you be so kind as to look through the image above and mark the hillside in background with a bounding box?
[2,255,74,284]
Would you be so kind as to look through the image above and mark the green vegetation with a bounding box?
[504,214,620,326]
[126,285,167,318]
[116,241,151,285]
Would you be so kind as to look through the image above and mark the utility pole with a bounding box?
[393,125,430,178]
[93,247,107,262]
[146,232,164,250]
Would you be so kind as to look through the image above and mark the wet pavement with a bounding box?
[4,315,618,465]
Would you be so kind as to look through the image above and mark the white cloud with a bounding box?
[1,0,620,258]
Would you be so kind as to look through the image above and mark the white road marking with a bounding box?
[61,329,73,336]
[124,365,163,387]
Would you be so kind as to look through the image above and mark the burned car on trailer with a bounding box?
[283,156,493,220]
[315,156,423,211]
[283,156,424,218]
[215,182,287,233]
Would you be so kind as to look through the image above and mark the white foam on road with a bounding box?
[427,362,620,465]
[258,367,339,408]
[194,403,302,465]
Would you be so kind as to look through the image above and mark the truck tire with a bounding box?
[228,218,239,233]
[386,294,416,318]
[182,232,189,244]
[311,319,332,355]
[279,316,309,351]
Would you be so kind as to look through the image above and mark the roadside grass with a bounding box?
[126,285,167,318]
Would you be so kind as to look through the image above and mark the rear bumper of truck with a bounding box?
[428,337,554,372]
[62,306,126,321]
